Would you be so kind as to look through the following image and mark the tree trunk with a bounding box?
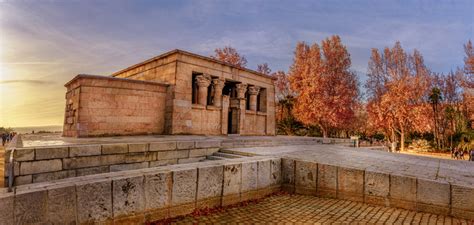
[321,127,328,138]
[400,129,405,152]
[450,120,454,150]
[390,128,396,152]
[433,104,438,150]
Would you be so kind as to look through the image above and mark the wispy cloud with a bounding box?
[0,79,54,85]
[1,61,79,65]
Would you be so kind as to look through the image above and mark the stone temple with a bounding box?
[63,49,276,137]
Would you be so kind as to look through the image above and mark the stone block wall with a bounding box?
[285,158,474,221]
[190,107,222,135]
[4,136,357,186]
[243,111,267,135]
[0,157,281,224]
[2,150,473,223]
[4,140,221,186]
[63,75,169,137]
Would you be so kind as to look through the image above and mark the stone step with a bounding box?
[220,149,257,157]
[212,152,243,159]
[206,155,226,160]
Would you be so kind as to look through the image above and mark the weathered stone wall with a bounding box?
[0,156,281,224]
[5,136,351,186]
[190,107,222,135]
[3,152,473,223]
[243,111,267,135]
[63,75,169,137]
[5,140,221,186]
[285,158,474,220]
[113,54,178,85]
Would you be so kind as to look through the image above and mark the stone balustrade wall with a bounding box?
[4,137,355,186]
[4,140,220,186]
[284,158,474,220]
[0,156,281,224]
[1,153,472,224]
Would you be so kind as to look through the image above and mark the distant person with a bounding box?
[1,133,6,146]
[470,149,474,161]
[460,150,465,160]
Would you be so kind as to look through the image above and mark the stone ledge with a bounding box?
[191,104,206,110]
[5,154,474,223]
[3,156,281,224]
[288,158,474,221]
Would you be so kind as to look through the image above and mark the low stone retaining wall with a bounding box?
[4,136,354,186]
[0,156,281,224]
[282,158,474,220]
[1,154,472,224]
[5,140,221,186]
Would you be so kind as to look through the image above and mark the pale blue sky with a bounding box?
[0,0,473,126]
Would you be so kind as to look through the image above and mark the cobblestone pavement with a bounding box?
[171,194,472,224]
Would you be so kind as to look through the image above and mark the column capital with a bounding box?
[235,83,247,99]
[248,86,261,95]
[195,75,211,88]
[212,78,226,89]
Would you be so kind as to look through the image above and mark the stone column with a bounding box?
[212,78,226,107]
[235,83,247,99]
[235,83,247,135]
[221,95,230,134]
[196,75,211,106]
[248,86,260,111]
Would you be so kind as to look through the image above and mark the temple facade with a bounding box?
[63,49,276,137]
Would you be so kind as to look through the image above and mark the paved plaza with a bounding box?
[169,193,471,224]
[225,145,474,187]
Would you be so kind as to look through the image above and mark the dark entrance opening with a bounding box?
[228,110,233,134]
[223,81,239,134]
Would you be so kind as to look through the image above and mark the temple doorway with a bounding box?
[223,81,240,134]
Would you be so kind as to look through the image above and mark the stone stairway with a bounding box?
[206,151,247,161]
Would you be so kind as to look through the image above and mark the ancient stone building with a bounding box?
[63,49,276,137]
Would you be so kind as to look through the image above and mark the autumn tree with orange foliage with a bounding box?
[365,42,431,151]
[463,40,474,129]
[289,35,359,138]
[211,46,247,67]
[464,40,474,76]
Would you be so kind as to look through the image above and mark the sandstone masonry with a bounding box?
[63,49,276,137]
